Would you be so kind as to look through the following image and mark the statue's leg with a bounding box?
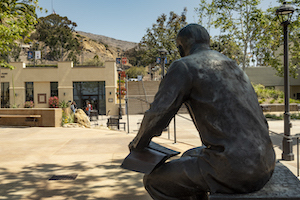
[181,146,206,157]
[143,156,209,200]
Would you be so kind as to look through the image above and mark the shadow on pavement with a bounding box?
[0,159,149,200]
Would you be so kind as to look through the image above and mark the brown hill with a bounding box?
[76,31,138,51]
[19,32,138,65]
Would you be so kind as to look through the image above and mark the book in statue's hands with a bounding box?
[121,141,180,174]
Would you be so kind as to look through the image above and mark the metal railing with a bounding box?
[170,115,299,178]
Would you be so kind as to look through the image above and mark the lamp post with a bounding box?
[117,67,122,121]
[276,2,295,161]
[158,48,168,78]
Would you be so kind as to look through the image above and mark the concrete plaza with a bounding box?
[0,114,299,199]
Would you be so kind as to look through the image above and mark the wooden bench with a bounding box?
[107,117,126,130]
[0,114,41,126]
[90,110,98,125]
[209,161,300,200]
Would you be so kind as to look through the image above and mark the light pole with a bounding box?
[158,48,168,78]
[276,2,295,161]
[117,67,122,121]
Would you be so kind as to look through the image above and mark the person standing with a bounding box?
[70,101,77,114]
[86,101,92,117]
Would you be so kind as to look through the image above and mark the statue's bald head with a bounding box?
[176,24,210,57]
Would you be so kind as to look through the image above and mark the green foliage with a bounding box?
[83,55,104,66]
[196,0,262,70]
[59,100,70,108]
[210,35,243,65]
[290,98,300,104]
[266,113,300,120]
[291,113,300,120]
[264,113,283,120]
[32,13,80,62]
[124,47,147,67]
[253,83,300,104]
[24,101,34,108]
[62,111,74,126]
[196,0,300,77]
[253,84,283,100]
[125,66,147,78]
[138,8,188,69]
[117,79,125,84]
[26,64,57,67]
[49,96,59,108]
[0,0,40,68]
[269,99,275,104]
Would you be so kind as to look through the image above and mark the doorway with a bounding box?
[73,81,106,115]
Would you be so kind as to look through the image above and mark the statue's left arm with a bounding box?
[129,60,192,150]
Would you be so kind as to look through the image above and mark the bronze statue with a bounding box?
[128,24,275,200]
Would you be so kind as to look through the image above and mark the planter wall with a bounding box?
[0,108,62,127]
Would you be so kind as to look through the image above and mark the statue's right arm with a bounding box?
[129,60,192,150]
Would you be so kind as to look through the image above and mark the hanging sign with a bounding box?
[35,51,41,59]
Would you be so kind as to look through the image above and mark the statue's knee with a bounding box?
[143,174,151,187]
[182,146,205,157]
[143,172,158,188]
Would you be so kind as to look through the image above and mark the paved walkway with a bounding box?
[0,114,299,199]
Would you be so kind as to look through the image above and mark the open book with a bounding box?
[121,141,180,174]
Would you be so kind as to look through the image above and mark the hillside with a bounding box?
[76,31,138,51]
[19,31,138,65]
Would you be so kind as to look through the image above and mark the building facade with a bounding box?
[245,67,300,99]
[0,61,120,115]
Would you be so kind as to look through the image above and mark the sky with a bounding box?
[37,0,276,43]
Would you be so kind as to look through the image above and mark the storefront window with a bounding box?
[73,81,106,115]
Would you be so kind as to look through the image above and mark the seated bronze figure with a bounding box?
[128,24,275,200]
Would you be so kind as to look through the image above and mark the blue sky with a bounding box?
[37,0,275,43]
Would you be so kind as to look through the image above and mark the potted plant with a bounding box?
[116,87,127,98]
[49,96,59,108]
[24,101,34,108]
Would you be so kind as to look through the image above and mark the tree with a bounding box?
[210,34,244,65]
[138,9,188,69]
[124,46,146,67]
[196,0,300,77]
[125,66,147,78]
[196,0,263,70]
[33,14,80,62]
[0,0,39,68]
[250,1,300,78]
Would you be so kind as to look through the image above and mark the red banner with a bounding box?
[122,57,127,64]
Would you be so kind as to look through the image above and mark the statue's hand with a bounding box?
[128,140,135,151]
[128,140,146,152]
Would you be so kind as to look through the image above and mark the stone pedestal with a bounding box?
[209,161,300,200]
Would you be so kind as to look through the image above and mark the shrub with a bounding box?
[83,55,104,66]
[291,113,300,119]
[59,100,70,108]
[290,99,300,104]
[269,99,275,104]
[62,111,75,126]
[24,101,34,108]
[264,114,283,120]
[49,96,59,108]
